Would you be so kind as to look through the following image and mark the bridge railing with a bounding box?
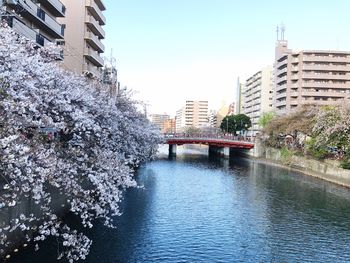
[163,133,253,142]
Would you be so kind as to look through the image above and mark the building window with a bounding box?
[37,9,46,21]
[36,34,45,46]
[61,24,66,37]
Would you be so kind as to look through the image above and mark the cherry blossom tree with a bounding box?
[0,23,161,261]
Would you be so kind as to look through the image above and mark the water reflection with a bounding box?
[9,146,350,263]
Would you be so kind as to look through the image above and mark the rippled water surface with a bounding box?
[10,147,350,262]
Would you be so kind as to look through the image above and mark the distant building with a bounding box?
[243,66,273,136]
[208,110,218,128]
[102,58,119,98]
[162,118,176,133]
[176,100,209,132]
[228,102,235,115]
[59,0,106,78]
[1,0,65,48]
[274,31,350,115]
[149,114,170,131]
[235,78,244,114]
[215,101,230,128]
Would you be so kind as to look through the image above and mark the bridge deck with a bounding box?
[164,134,254,149]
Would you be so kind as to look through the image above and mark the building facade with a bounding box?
[149,114,170,131]
[243,66,273,136]
[162,118,176,133]
[176,100,209,132]
[1,0,65,48]
[59,0,105,77]
[274,40,350,115]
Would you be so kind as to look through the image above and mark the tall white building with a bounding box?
[243,66,273,136]
[176,100,209,132]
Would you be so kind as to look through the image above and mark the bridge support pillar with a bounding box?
[169,144,177,157]
[208,146,230,158]
[223,147,230,158]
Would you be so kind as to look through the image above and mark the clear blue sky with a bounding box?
[104,0,350,115]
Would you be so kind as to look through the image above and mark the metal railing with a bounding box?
[163,133,254,143]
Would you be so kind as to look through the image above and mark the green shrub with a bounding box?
[305,137,328,160]
[280,146,293,165]
[340,161,350,170]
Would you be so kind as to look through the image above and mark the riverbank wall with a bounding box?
[234,140,350,188]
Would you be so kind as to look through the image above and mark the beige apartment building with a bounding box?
[149,114,170,131]
[243,66,273,136]
[275,39,350,115]
[162,118,176,133]
[208,101,231,129]
[176,101,209,132]
[59,0,105,77]
[1,0,65,48]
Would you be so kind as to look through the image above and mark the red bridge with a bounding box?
[164,133,255,157]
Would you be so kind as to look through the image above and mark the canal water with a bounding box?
[9,146,350,262]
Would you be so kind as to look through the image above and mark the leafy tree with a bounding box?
[184,126,201,134]
[258,112,275,128]
[220,114,251,134]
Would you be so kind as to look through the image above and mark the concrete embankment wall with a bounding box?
[233,140,350,188]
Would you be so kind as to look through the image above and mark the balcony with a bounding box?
[276,76,287,84]
[9,17,56,48]
[301,82,348,89]
[86,0,106,25]
[302,73,350,81]
[10,17,37,43]
[85,15,105,39]
[276,83,287,91]
[276,92,287,100]
[302,64,350,72]
[290,83,299,89]
[301,91,346,98]
[290,74,299,80]
[94,0,106,11]
[84,47,104,67]
[9,0,64,38]
[277,67,288,76]
[85,30,105,53]
[299,99,343,106]
[290,100,300,106]
[83,64,102,78]
[290,91,299,97]
[276,60,288,70]
[275,100,287,108]
[37,0,66,17]
[303,55,350,63]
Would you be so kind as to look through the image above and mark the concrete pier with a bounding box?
[208,146,230,158]
[169,144,177,157]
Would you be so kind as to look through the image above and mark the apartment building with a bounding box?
[274,39,350,115]
[1,0,65,48]
[162,118,176,133]
[176,101,209,132]
[59,0,105,77]
[149,114,170,131]
[235,78,243,114]
[208,110,218,128]
[243,66,273,136]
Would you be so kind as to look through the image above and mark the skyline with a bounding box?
[103,0,350,115]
